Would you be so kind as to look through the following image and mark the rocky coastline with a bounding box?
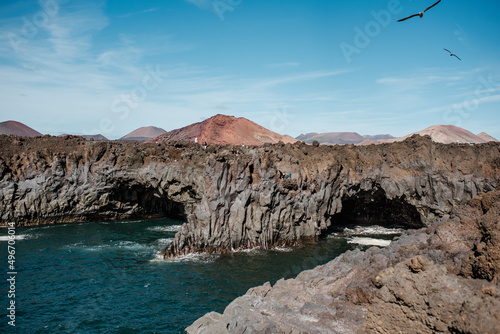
[187,191,500,333]
[1,134,500,332]
[1,134,499,256]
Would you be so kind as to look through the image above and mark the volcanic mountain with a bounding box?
[58,134,108,141]
[147,114,297,146]
[120,126,166,142]
[477,132,499,143]
[0,120,42,137]
[360,125,494,145]
[296,132,394,145]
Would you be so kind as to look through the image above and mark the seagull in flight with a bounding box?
[444,49,461,60]
[398,0,441,22]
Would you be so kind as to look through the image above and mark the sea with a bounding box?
[0,218,401,334]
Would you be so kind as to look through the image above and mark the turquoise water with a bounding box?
[0,218,398,333]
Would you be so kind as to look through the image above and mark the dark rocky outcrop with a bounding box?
[186,191,500,334]
[160,135,500,258]
[1,135,499,261]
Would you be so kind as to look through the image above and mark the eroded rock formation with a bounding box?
[1,135,499,261]
[160,135,500,258]
[186,191,500,334]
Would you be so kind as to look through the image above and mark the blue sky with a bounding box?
[1,0,499,139]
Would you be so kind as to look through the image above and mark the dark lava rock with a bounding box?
[187,191,500,334]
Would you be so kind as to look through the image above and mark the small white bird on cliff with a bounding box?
[398,0,441,22]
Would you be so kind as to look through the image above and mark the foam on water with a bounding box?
[271,247,294,252]
[347,237,392,247]
[152,252,219,264]
[156,238,174,245]
[328,225,403,238]
[65,241,153,252]
[147,225,182,233]
[0,234,33,241]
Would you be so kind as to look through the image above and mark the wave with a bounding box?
[271,246,293,252]
[347,237,392,247]
[329,225,403,238]
[0,234,32,242]
[65,241,153,252]
[231,246,263,254]
[156,238,174,245]
[152,252,219,264]
[147,225,182,233]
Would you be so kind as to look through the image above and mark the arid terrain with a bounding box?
[147,114,297,146]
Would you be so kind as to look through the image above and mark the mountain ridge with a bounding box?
[147,114,297,146]
[120,126,166,142]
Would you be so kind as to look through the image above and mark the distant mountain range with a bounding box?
[120,126,166,142]
[58,134,108,141]
[296,132,394,145]
[147,114,297,146]
[359,125,499,145]
[1,118,498,146]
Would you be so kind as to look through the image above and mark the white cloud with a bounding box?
[117,7,160,19]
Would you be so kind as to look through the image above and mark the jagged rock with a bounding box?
[187,191,500,334]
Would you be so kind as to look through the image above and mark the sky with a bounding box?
[1,0,499,140]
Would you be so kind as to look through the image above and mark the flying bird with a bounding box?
[444,48,461,60]
[397,0,441,22]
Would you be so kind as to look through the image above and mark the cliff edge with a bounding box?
[187,191,500,334]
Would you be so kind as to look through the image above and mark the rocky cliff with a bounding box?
[160,135,500,258]
[1,135,499,261]
[187,191,500,334]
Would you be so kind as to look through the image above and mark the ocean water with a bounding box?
[0,218,400,334]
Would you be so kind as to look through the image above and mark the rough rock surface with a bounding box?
[187,191,500,334]
[1,135,499,260]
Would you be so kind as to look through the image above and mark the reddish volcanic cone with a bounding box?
[120,126,166,142]
[147,114,298,146]
[0,120,42,137]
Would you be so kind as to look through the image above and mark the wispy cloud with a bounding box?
[118,7,160,19]
[254,69,354,89]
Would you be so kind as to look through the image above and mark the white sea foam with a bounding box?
[328,225,403,238]
[0,234,31,241]
[66,241,152,252]
[152,252,218,264]
[347,237,391,247]
[231,246,262,254]
[272,247,293,252]
[156,238,174,245]
[147,225,182,233]
[115,220,142,224]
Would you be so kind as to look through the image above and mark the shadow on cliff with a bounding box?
[108,183,187,221]
[323,187,423,236]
